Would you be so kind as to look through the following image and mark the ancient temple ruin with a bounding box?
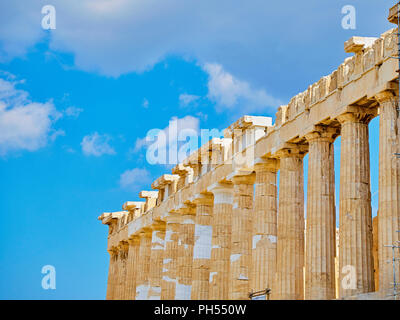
[98,5,400,300]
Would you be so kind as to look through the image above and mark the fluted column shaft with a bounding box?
[176,213,195,300]
[191,195,214,300]
[135,231,152,299]
[376,93,400,295]
[118,242,129,300]
[338,112,374,298]
[208,183,233,299]
[230,174,255,300]
[125,237,140,300]
[275,150,305,300]
[114,246,123,300]
[305,129,337,300]
[147,224,166,300]
[106,249,117,300]
[161,214,181,300]
[251,160,278,297]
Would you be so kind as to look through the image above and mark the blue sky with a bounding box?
[0,0,394,299]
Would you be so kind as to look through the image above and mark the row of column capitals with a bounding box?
[304,126,339,143]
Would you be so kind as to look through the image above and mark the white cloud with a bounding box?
[119,167,152,190]
[203,63,282,113]
[179,93,200,107]
[0,77,62,156]
[0,1,44,61]
[0,0,385,87]
[142,98,149,108]
[65,106,83,118]
[81,132,116,156]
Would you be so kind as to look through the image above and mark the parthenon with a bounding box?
[99,5,400,300]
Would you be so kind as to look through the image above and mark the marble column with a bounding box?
[125,236,140,300]
[274,147,305,300]
[338,111,375,298]
[176,208,196,300]
[208,183,233,299]
[376,92,400,296]
[135,230,152,300]
[147,223,166,300]
[161,213,181,300]
[114,245,123,300]
[106,248,117,300]
[251,159,278,298]
[118,242,129,300]
[230,174,255,300]
[305,127,337,300]
[191,194,214,300]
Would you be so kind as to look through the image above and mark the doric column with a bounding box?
[114,245,123,300]
[106,248,118,300]
[338,111,375,297]
[229,173,255,300]
[274,146,306,300]
[117,242,129,300]
[376,91,400,296]
[147,222,166,300]
[125,236,140,300]
[135,230,152,299]
[372,216,379,291]
[176,205,196,300]
[208,183,234,299]
[191,194,214,300]
[251,159,278,297]
[161,213,181,300]
[304,127,337,300]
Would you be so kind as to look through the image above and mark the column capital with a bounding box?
[226,169,254,183]
[304,125,339,143]
[175,203,196,216]
[375,91,397,105]
[127,236,140,245]
[274,143,307,159]
[191,193,214,206]
[337,106,377,125]
[164,212,182,224]
[207,182,233,205]
[253,157,279,172]
[207,182,233,194]
[151,220,166,231]
[118,241,129,253]
[107,247,118,255]
[138,228,153,237]
[231,173,256,185]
